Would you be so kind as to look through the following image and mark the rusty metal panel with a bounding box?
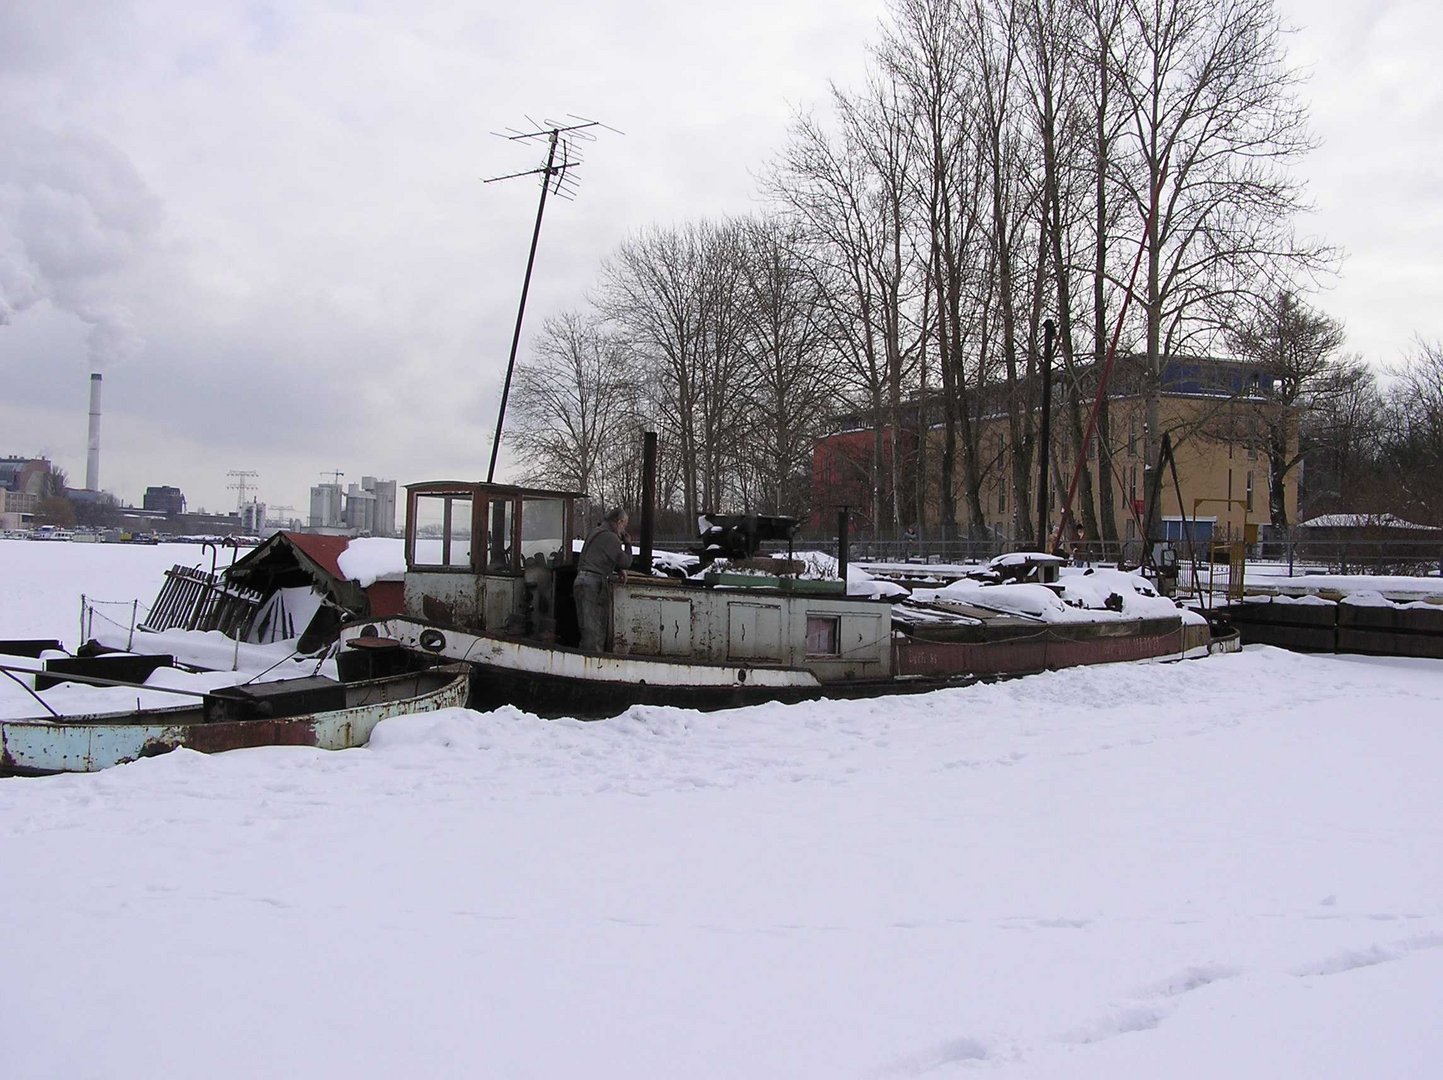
[656,598,693,656]
[481,575,525,632]
[620,596,662,655]
[407,570,484,628]
[896,626,1183,678]
[728,601,783,661]
[615,591,695,657]
[1,668,468,775]
[1043,628,1182,668]
[897,638,1050,677]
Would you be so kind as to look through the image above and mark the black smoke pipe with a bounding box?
[1036,318,1055,551]
[837,507,849,587]
[639,431,657,575]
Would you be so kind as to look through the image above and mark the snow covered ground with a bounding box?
[3,539,1443,1078]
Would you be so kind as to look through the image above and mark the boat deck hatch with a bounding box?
[204,677,348,722]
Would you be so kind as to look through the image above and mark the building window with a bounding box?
[1246,471,1254,513]
[1128,416,1137,456]
[806,615,840,656]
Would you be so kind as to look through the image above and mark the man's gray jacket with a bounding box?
[577,526,632,577]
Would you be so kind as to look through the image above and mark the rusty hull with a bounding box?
[0,666,468,776]
[895,618,1185,678]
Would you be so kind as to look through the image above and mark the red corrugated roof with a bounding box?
[281,532,353,581]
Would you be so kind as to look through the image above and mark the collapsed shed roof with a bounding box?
[227,532,370,615]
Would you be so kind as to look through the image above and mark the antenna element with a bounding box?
[482,117,619,483]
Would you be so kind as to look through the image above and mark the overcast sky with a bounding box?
[1,1,1438,515]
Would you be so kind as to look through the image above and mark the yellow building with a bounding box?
[964,356,1297,552]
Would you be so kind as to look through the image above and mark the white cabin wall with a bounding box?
[404,571,528,633]
[613,583,892,681]
[404,571,484,628]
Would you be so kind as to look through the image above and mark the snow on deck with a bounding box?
[915,567,1205,625]
[1253,574,1443,603]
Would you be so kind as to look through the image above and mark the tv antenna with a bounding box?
[226,469,259,511]
[482,115,621,483]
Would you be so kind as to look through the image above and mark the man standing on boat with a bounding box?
[574,507,633,652]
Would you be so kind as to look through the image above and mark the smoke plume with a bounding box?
[0,117,161,366]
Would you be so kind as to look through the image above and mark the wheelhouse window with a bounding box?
[410,492,473,569]
[484,499,515,573]
[806,615,840,657]
[405,481,584,574]
[521,498,567,567]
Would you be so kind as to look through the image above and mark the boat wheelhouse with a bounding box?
[341,480,899,715]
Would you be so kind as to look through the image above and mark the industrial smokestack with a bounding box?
[86,372,102,492]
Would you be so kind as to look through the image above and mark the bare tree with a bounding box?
[1226,289,1344,525]
[1380,340,1443,524]
[601,221,762,521]
[510,310,640,507]
[691,222,751,514]
[1031,0,1133,545]
[966,0,1046,544]
[766,74,926,538]
[34,464,75,527]
[1298,355,1384,518]
[1107,0,1332,530]
[732,217,842,516]
[878,0,991,540]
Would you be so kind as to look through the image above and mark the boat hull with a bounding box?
[341,617,841,719]
[340,615,1203,720]
[461,657,908,718]
[896,617,1188,677]
[0,666,469,776]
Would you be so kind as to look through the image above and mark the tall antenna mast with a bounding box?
[482,115,619,483]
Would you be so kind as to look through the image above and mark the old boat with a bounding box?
[334,479,1221,719]
[0,663,469,776]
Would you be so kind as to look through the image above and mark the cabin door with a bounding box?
[727,602,782,662]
